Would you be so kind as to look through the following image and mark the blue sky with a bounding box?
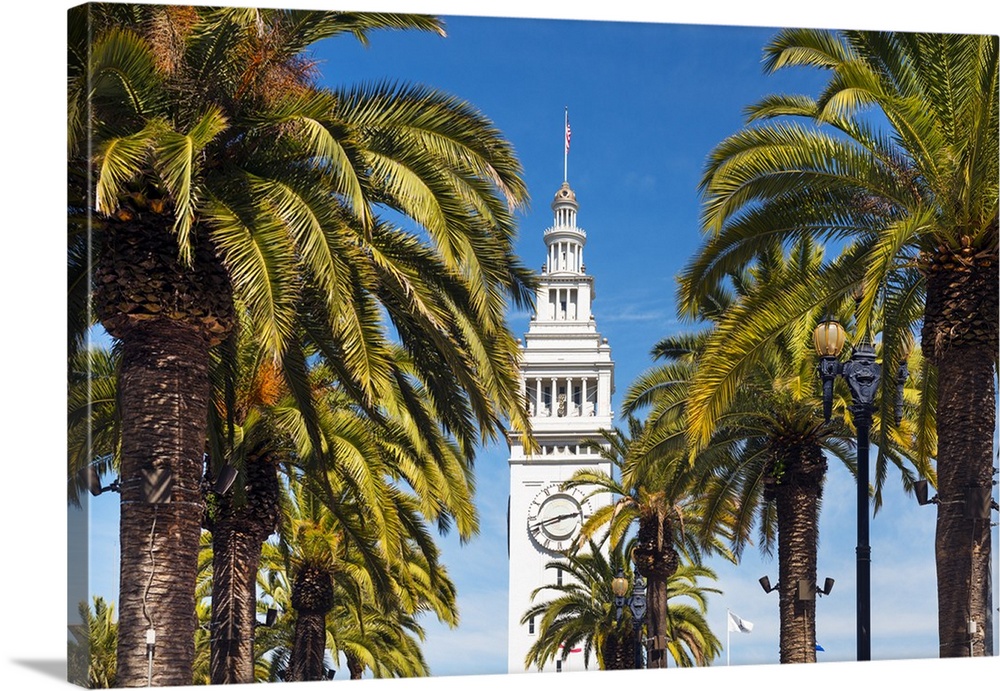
[3,2,998,691]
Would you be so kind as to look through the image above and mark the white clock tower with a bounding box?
[507,180,615,673]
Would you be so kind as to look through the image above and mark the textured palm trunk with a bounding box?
[347,652,365,679]
[921,246,997,658]
[113,322,213,686]
[209,454,281,684]
[288,565,334,681]
[773,446,826,664]
[601,626,636,670]
[644,575,671,668]
[288,610,328,681]
[633,512,679,669]
[95,218,234,686]
[209,526,261,684]
[933,352,994,657]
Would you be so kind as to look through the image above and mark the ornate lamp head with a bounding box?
[611,570,629,597]
[814,317,847,422]
[813,318,847,358]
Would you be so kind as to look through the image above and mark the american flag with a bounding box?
[565,119,572,153]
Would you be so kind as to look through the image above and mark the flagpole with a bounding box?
[726,609,731,666]
[563,107,568,183]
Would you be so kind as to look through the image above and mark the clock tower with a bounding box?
[507,180,614,673]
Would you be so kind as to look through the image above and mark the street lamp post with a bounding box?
[611,569,647,669]
[813,317,908,662]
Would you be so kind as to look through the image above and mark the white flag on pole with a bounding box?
[727,610,753,634]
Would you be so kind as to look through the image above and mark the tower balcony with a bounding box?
[543,225,586,238]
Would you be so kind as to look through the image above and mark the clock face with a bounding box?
[526,485,591,552]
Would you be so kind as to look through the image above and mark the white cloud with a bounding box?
[622,172,658,194]
[600,307,673,324]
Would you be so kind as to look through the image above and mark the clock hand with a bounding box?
[541,511,579,527]
[529,510,581,530]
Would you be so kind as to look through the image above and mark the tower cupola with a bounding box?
[543,182,586,274]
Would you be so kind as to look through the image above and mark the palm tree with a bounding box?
[68,597,118,688]
[192,547,214,687]
[326,534,453,680]
[202,339,286,685]
[197,528,286,684]
[636,240,927,662]
[205,341,478,682]
[65,334,479,684]
[326,564,437,681]
[283,492,342,682]
[679,30,996,657]
[563,419,733,669]
[265,470,461,681]
[66,333,479,683]
[66,339,288,685]
[69,6,533,684]
[522,539,722,670]
[521,539,634,670]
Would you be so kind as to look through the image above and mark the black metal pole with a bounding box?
[855,414,871,662]
[818,322,899,663]
[633,618,642,670]
[843,342,879,662]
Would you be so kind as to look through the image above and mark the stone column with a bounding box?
[599,372,610,417]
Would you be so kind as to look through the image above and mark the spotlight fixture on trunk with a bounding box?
[964,486,996,519]
[915,479,997,518]
[254,608,278,629]
[759,575,778,594]
[201,457,238,496]
[81,466,120,496]
[797,577,835,601]
[214,464,239,495]
[914,479,939,506]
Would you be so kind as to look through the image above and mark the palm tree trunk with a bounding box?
[96,217,234,686]
[287,610,328,681]
[209,454,281,684]
[601,626,636,670]
[633,513,679,669]
[922,248,997,658]
[645,574,670,668]
[773,447,827,664]
[114,321,212,686]
[347,652,365,679]
[288,565,334,681]
[209,525,261,684]
[932,351,994,657]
